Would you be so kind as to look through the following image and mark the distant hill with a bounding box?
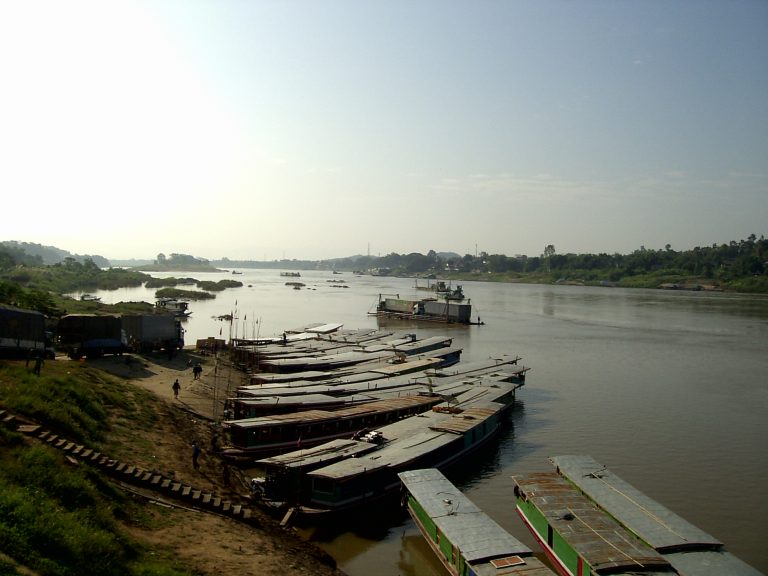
[0,241,110,268]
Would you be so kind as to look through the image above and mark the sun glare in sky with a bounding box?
[1,1,766,260]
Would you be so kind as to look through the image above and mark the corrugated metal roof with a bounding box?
[400,469,532,562]
[257,439,377,469]
[550,455,763,576]
[551,455,722,551]
[307,380,512,480]
[226,395,440,430]
[513,471,671,573]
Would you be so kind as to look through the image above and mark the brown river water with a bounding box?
[90,269,768,575]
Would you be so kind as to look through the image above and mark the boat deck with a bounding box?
[550,455,763,576]
[513,471,672,574]
[400,468,553,576]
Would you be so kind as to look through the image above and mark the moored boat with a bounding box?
[155,298,192,317]
[512,455,762,576]
[370,294,477,324]
[399,468,553,576]
[255,373,522,517]
[222,394,446,458]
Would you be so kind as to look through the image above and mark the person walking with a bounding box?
[192,440,201,470]
[172,379,181,399]
[33,353,44,376]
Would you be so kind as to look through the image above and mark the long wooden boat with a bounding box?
[226,359,528,451]
[254,374,521,517]
[255,335,454,373]
[222,394,446,458]
[513,455,761,576]
[399,468,553,576]
[230,356,527,417]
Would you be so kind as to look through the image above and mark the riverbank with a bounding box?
[0,349,346,576]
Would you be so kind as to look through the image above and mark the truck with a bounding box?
[56,314,126,359]
[122,314,184,353]
[0,304,55,359]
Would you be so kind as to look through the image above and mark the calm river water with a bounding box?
[89,269,768,574]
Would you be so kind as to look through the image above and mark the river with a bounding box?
[86,268,768,574]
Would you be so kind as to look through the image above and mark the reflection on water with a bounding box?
[87,270,768,574]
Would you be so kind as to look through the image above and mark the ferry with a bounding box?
[370,294,477,324]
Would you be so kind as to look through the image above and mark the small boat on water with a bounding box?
[512,455,761,576]
[79,294,101,302]
[155,298,192,317]
[280,272,301,277]
[399,468,553,576]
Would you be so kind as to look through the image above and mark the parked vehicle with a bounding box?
[0,304,55,359]
[122,314,184,353]
[56,314,126,359]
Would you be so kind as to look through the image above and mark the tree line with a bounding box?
[311,235,767,292]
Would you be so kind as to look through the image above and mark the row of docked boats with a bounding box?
[399,458,761,576]
[218,325,529,519]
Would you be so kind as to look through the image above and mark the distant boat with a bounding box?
[436,284,465,301]
[280,272,301,277]
[370,294,476,324]
[79,294,101,302]
[155,298,192,317]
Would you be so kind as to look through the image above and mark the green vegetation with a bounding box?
[313,235,768,293]
[0,362,190,576]
[209,235,768,293]
[0,248,245,319]
[144,277,197,288]
[155,287,215,301]
[3,257,149,294]
[196,279,242,292]
[147,277,243,292]
[136,253,220,272]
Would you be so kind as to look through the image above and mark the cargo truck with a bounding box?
[56,314,126,359]
[0,304,55,359]
[122,314,184,353]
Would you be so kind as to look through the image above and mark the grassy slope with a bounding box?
[0,360,191,576]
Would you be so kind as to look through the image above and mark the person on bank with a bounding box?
[192,440,201,470]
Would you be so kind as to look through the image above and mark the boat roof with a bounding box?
[305,323,344,334]
[551,455,722,552]
[513,471,672,574]
[258,439,378,470]
[400,468,535,563]
[225,395,440,430]
[307,379,515,481]
[550,455,762,576]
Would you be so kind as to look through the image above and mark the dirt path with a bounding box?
[86,349,346,576]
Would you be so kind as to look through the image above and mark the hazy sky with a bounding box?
[1,1,766,261]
